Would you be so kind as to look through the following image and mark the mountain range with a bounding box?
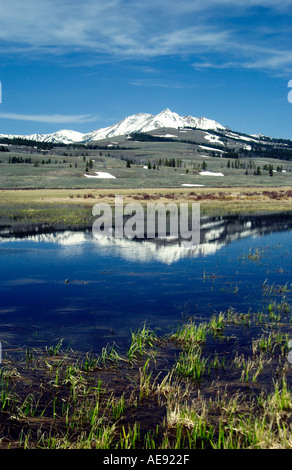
[0,109,227,144]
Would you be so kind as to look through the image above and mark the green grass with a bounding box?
[174,346,209,381]
[1,144,292,190]
[127,322,158,363]
[170,321,208,347]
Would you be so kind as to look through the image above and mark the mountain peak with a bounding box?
[156,108,179,118]
[160,108,173,114]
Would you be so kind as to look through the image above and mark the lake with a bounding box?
[0,212,291,358]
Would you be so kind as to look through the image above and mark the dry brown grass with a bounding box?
[1,186,291,216]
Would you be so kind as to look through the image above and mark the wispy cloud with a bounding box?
[130,79,198,89]
[193,44,292,75]
[0,0,292,74]
[0,112,98,123]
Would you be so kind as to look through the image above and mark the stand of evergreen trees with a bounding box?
[159,157,183,167]
[0,137,54,150]
[130,132,175,142]
[8,156,32,164]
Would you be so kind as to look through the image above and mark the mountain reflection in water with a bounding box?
[1,213,291,265]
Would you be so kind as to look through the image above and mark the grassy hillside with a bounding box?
[0,138,292,189]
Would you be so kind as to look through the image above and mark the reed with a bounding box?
[174,346,208,381]
[127,322,158,363]
[171,321,208,348]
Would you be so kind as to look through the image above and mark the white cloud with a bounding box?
[0,0,292,73]
[0,112,98,123]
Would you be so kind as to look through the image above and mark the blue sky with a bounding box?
[0,0,292,138]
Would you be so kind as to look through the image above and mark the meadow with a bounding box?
[0,140,292,190]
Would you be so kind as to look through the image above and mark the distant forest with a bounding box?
[0,137,55,150]
[0,132,292,161]
[0,136,134,151]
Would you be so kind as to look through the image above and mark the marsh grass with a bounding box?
[127,322,158,363]
[45,339,64,357]
[97,343,124,368]
[170,320,208,348]
[1,186,292,233]
[252,330,289,356]
[174,347,209,382]
[1,307,292,449]
[263,280,291,296]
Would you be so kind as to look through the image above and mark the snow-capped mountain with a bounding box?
[82,108,224,142]
[28,130,85,145]
[0,129,86,145]
[0,109,225,144]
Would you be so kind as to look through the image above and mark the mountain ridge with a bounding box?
[0,109,226,144]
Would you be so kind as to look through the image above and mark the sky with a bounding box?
[0,0,292,139]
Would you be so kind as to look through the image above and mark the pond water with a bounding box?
[0,212,291,357]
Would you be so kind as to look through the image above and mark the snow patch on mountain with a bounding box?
[204,133,224,145]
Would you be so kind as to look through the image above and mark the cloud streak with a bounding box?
[130,78,198,89]
[0,112,98,123]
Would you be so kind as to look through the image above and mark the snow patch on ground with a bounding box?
[181,184,205,187]
[107,143,119,147]
[199,171,224,176]
[152,134,178,138]
[84,172,116,179]
[199,145,226,153]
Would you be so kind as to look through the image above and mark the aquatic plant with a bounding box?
[170,321,208,348]
[127,322,158,363]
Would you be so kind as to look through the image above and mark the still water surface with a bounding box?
[0,213,291,356]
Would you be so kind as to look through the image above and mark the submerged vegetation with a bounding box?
[1,297,292,449]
